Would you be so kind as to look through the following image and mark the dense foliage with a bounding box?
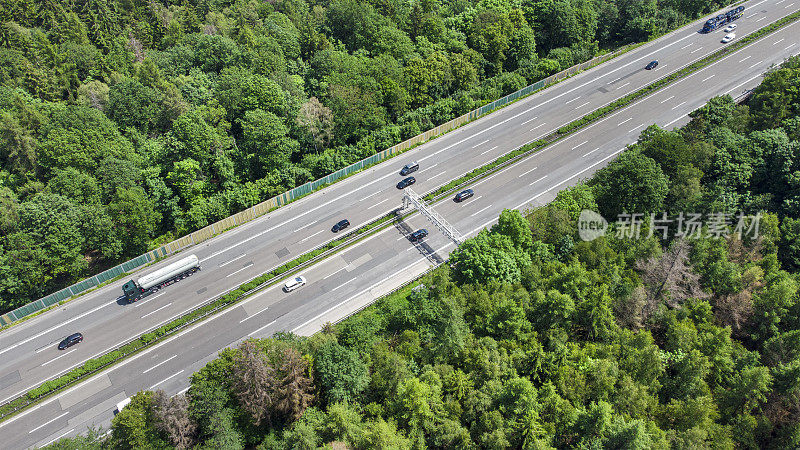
[0,0,730,312]
[45,56,800,449]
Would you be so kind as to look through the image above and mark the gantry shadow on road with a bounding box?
[392,218,445,266]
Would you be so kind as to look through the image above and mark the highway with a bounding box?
[0,0,798,446]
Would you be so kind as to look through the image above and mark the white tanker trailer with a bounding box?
[121,255,200,302]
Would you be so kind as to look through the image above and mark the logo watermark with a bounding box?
[577,210,761,241]
[578,209,608,242]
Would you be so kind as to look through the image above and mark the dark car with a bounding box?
[645,60,658,70]
[58,333,83,350]
[400,162,419,176]
[409,229,428,242]
[332,219,350,233]
[455,189,474,202]
[397,176,416,189]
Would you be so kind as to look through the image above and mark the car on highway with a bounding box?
[409,229,428,242]
[723,23,737,33]
[721,32,736,43]
[397,176,416,189]
[454,189,474,202]
[645,60,658,70]
[115,397,132,415]
[331,219,350,232]
[400,162,419,176]
[58,332,83,350]
[284,276,307,292]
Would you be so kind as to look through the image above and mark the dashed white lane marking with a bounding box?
[528,175,548,186]
[143,355,178,374]
[671,101,686,110]
[225,263,254,278]
[141,303,173,319]
[29,412,70,434]
[148,370,184,390]
[219,254,247,267]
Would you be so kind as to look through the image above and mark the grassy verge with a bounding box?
[422,9,800,204]
[3,8,797,423]
[0,211,400,421]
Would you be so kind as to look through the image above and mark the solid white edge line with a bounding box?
[0,300,115,357]
[40,428,75,447]
[9,6,791,434]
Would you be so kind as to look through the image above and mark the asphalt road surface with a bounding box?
[0,0,797,446]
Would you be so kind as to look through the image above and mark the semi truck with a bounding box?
[702,6,744,33]
[122,255,200,302]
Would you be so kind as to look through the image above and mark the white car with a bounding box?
[723,23,737,33]
[721,32,736,43]
[284,276,306,292]
[115,397,131,415]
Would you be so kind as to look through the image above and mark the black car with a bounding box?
[455,189,474,202]
[400,162,419,176]
[332,219,350,233]
[397,176,416,189]
[645,60,658,70]
[58,332,83,350]
[409,229,428,242]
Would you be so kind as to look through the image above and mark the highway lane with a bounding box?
[4,13,799,447]
[2,1,788,404]
[0,0,790,416]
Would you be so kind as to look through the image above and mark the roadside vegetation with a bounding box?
[43,55,800,450]
[0,0,733,312]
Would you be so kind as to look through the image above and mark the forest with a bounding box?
[0,0,731,312]
[44,56,800,449]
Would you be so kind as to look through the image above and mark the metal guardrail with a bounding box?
[4,4,790,420]
[0,211,401,419]
[1,41,633,326]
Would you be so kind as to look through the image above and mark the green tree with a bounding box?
[451,230,531,285]
[492,209,533,250]
[36,104,135,177]
[168,106,232,171]
[327,83,387,145]
[39,427,105,449]
[314,342,370,405]
[394,376,443,433]
[359,418,412,450]
[109,391,169,449]
[0,110,37,177]
[106,78,162,133]
[17,193,87,283]
[468,9,513,74]
[591,150,670,218]
[107,186,160,255]
[748,56,800,131]
[215,67,286,123]
[166,158,205,204]
[780,217,800,270]
[238,109,298,177]
[47,168,101,205]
